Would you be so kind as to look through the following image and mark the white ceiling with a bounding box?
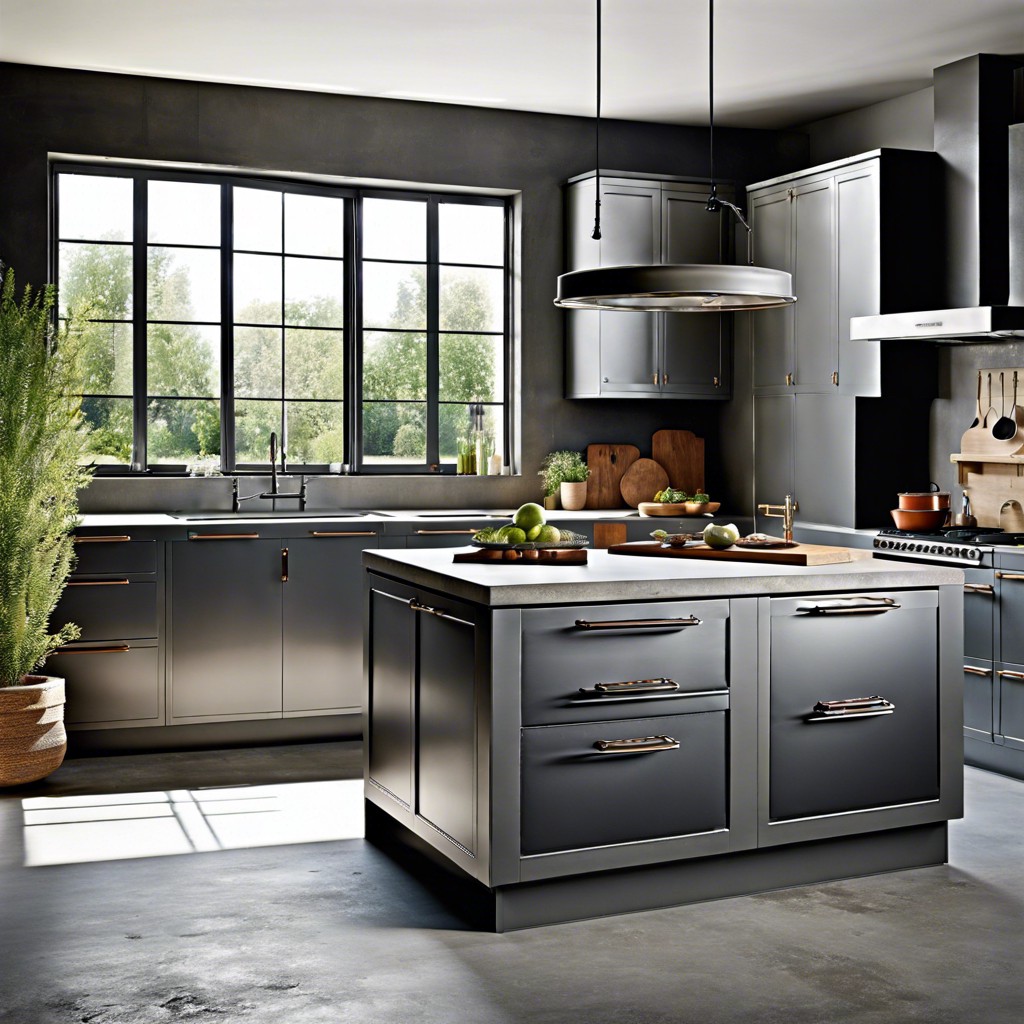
[1,0,1023,129]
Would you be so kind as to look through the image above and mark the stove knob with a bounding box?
[968,548,979,559]
[945,546,955,556]
[916,543,926,552]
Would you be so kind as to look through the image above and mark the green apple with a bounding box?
[512,502,545,532]
[702,523,740,549]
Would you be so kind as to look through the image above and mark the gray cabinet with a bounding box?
[564,173,731,399]
[748,151,939,529]
[51,534,163,730]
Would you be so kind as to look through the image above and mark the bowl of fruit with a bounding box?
[638,489,721,517]
[471,503,589,550]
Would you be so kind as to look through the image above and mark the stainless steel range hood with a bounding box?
[851,56,1024,344]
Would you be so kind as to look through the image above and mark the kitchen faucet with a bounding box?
[757,495,799,543]
[232,431,306,512]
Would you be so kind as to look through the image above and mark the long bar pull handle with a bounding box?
[798,596,900,615]
[188,533,261,541]
[997,670,1024,679]
[594,735,679,754]
[408,599,474,627]
[808,695,895,721]
[996,573,1024,581]
[281,547,289,582]
[574,616,702,631]
[66,579,130,587]
[592,677,680,694]
[964,666,993,676]
[309,531,378,538]
[964,583,995,594]
[56,645,132,655]
[73,535,132,544]
[414,529,478,536]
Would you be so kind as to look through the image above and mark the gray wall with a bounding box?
[0,62,808,513]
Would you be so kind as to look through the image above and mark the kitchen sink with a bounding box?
[171,510,370,520]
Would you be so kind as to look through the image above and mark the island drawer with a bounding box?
[520,711,727,855]
[768,589,940,821]
[520,600,729,726]
[51,579,158,641]
[72,537,158,575]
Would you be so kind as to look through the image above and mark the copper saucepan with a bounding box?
[898,488,950,512]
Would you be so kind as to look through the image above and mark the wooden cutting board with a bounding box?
[585,444,640,509]
[619,458,670,508]
[652,430,704,494]
[607,541,854,566]
[453,548,588,565]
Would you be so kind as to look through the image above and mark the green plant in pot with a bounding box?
[539,450,590,511]
[0,268,90,786]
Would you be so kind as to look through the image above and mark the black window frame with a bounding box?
[51,161,513,476]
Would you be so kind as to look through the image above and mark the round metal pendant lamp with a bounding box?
[554,0,795,313]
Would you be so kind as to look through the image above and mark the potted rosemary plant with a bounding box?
[0,268,90,786]
[539,450,590,511]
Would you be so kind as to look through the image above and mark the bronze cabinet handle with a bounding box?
[964,666,992,676]
[73,535,132,544]
[594,735,679,754]
[798,596,900,615]
[996,573,1024,581]
[408,598,473,627]
[414,529,477,535]
[808,696,895,720]
[997,669,1024,679]
[964,583,994,594]
[574,616,702,631]
[66,579,130,587]
[56,645,131,655]
[309,531,378,537]
[592,677,680,694]
[188,533,260,541]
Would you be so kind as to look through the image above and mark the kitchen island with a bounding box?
[363,547,964,930]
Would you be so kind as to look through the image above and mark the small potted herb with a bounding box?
[539,450,590,511]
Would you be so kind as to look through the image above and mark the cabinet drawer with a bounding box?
[521,712,727,855]
[49,643,160,726]
[521,601,728,726]
[997,663,1024,748]
[72,537,157,575]
[963,659,994,741]
[51,579,157,641]
[769,590,939,821]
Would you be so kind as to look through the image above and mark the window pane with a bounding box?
[148,324,219,398]
[439,203,504,265]
[234,253,282,324]
[362,198,425,261]
[439,333,503,403]
[80,396,133,465]
[235,326,283,399]
[148,181,220,245]
[362,402,425,464]
[234,399,282,462]
[439,266,503,332]
[58,174,132,242]
[285,193,344,257]
[284,256,344,327]
[362,263,426,330]
[362,331,425,400]
[234,187,282,252]
[440,403,504,463]
[286,401,345,463]
[286,328,343,400]
[77,320,133,396]
[148,398,220,462]
[58,242,132,319]
[148,247,220,322]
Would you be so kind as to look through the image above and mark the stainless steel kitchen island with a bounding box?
[362,548,964,930]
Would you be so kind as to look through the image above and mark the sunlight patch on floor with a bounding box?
[21,779,365,866]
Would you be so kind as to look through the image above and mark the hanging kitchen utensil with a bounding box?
[992,372,1016,439]
[983,372,996,427]
[967,370,982,429]
[1011,371,1024,435]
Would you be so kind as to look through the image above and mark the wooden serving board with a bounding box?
[454,548,588,565]
[652,429,704,494]
[585,444,640,508]
[619,458,669,508]
[607,541,853,566]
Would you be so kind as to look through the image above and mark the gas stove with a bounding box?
[870,526,1024,567]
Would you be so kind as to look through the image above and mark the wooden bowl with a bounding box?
[898,491,950,511]
[890,507,949,531]
[638,501,721,517]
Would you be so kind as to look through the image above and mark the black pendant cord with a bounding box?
[708,0,715,202]
[592,0,602,240]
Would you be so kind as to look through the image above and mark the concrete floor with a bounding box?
[1,743,1022,1024]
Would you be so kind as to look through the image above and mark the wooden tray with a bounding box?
[454,548,588,565]
[607,541,853,567]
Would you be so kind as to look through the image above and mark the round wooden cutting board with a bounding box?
[619,458,669,508]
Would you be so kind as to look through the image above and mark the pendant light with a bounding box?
[554,0,796,312]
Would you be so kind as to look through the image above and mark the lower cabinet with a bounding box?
[48,643,161,728]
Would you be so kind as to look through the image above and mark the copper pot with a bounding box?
[890,507,949,531]
[898,490,950,511]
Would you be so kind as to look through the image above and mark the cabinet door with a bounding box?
[791,179,836,390]
[753,394,794,532]
[600,313,659,394]
[963,660,994,741]
[169,537,282,720]
[793,394,855,528]
[997,564,1024,665]
[750,189,794,390]
[963,569,995,662]
[835,164,881,396]
[996,665,1024,748]
[768,590,939,822]
[283,532,378,714]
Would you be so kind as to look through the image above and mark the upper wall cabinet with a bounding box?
[564,173,732,400]
[748,150,939,397]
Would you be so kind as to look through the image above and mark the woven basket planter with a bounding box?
[0,675,66,787]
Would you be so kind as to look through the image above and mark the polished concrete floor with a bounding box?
[1,742,1022,1024]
